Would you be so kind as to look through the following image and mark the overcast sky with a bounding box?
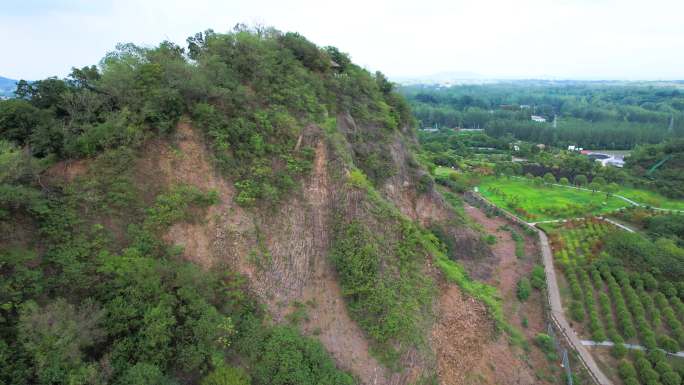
[2,0,684,81]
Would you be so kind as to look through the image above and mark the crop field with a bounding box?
[478,177,626,222]
[541,219,684,384]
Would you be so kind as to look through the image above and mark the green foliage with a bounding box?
[604,231,684,282]
[516,277,531,301]
[145,185,218,229]
[534,333,557,361]
[17,298,104,385]
[2,27,412,207]
[330,217,434,364]
[238,323,355,385]
[530,265,546,290]
[201,366,251,385]
[574,174,588,187]
[612,342,627,358]
[483,234,497,245]
[402,82,684,150]
[0,153,355,385]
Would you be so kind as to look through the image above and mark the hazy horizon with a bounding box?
[2,0,684,81]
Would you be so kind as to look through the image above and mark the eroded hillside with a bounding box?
[0,26,543,385]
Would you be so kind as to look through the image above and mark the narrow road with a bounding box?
[580,340,684,358]
[598,217,635,233]
[538,230,614,385]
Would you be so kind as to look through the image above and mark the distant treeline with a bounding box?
[401,82,684,149]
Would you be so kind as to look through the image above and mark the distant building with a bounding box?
[536,144,546,150]
[531,115,547,123]
[421,128,439,132]
[520,104,531,109]
[459,128,484,132]
[582,151,625,168]
[568,145,576,151]
[512,145,520,152]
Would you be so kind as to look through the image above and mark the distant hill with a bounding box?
[0,76,17,97]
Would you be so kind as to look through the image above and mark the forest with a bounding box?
[401,82,684,149]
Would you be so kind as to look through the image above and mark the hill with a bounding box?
[0,27,544,385]
[0,76,16,97]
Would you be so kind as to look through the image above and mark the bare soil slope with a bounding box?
[51,119,544,385]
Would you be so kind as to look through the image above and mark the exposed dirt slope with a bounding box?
[140,122,391,383]
[93,119,539,385]
[462,203,559,384]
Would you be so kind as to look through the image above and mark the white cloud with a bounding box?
[1,0,683,80]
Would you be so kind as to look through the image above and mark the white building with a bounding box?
[531,115,547,123]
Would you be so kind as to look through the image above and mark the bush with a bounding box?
[612,342,627,358]
[530,265,546,290]
[201,366,250,385]
[242,325,355,385]
[618,360,638,381]
[570,300,585,322]
[658,334,680,353]
[517,278,531,301]
[535,333,557,361]
[662,371,682,385]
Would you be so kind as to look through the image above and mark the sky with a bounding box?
[1,0,684,81]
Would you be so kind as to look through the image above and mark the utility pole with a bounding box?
[669,114,674,133]
[553,114,558,128]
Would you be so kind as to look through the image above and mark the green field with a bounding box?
[478,177,627,222]
[617,187,684,211]
[434,166,456,178]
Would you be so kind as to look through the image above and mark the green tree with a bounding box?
[18,299,104,385]
[605,182,619,197]
[588,182,599,193]
[574,174,588,187]
[543,172,556,185]
[593,176,606,189]
[559,177,570,185]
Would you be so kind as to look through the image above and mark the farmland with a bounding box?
[541,218,684,384]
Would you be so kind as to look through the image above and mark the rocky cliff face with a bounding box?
[120,112,507,383]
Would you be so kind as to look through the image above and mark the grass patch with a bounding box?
[434,166,457,178]
[617,187,684,210]
[479,176,626,221]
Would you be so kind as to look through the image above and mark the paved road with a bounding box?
[598,217,635,233]
[580,340,684,358]
[538,230,614,385]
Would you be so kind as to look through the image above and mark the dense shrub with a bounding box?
[530,265,546,290]
[535,333,557,361]
[330,217,434,364]
[517,278,531,301]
